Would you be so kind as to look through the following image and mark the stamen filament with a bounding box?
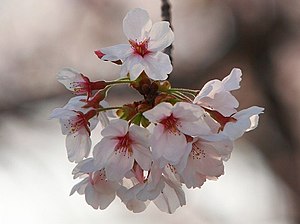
[96,106,123,113]
[169,88,199,94]
[106,79,132,85]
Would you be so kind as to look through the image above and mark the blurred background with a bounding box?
[0,0,299,223]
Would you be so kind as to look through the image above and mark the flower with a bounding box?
[50,97,99,162]
[221,106,264,140]
[119,162,186,214]
[117,178,149,213]
[153,177,186,214]
[93,119,152,181]
[150,163,186,214]
[95,8,174,81]
[177,137,233,188]
[143,102,211,168]
[194,68,242,116]
[70,158,120,210]
[57,68,106,99]
[133,162,166,202]
[57,68,93,97]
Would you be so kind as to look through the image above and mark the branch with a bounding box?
[161,0,173,64]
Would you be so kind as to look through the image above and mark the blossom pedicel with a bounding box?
[51,8,264,213]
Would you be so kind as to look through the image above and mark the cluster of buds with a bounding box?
[51,8,264,213]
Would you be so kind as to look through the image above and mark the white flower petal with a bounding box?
[213,92,239,115]
[72,158,98,177]
[120,59,130,78]
[93,138,117,169]
[153,179,186,214]
[118,184,149,213]
[85,184,100,209]
[100,44,132,61]
[132,144,152,170]
[98,112,110,128]
[129,125,150,146]
[197,80,222,99]
[201,138,233,161]
[222,68,242,91]
[179,119,211,136]
[223,106,264,140]
[97,191,116,210]
[148,21,174,52]
[49,108,77,120]
[63,96,87,112]
[100,100,115,118]
[182,167,206,189]
[148,124,164,161]
[70,178,89,196]
[136,178,165,201]
[123,8,152,41]
[125,198,148,213]
[57,68,83,91]
[93,179,118,210]
[89,116,99,131]
[248,113,260,131]
[173,102,204,121]
[146,162,164,191]
[174,143,192,174]
[194,69,242,117]
[191,152,224,177]
[127,55,145,80]
[66,128,91,162]
[143,52,172,80]
[164,177,186,207]
[143,102,172,123]
[118,54,145,80]
[101,119,129,137]
[85,183,115,210]
[151,125,187,167]
[106,153,134,181]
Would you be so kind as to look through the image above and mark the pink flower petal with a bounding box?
[143,51,172,80]
[85,184,115,209]
[123,8,152,41]
[66,128,91,162]
[105,153,134,181]
[148,21,174,52]
[151,124,187,167]
[93,137,117,169]
[222,68,242,91]
[99,44,132,61]
[101,119,129,137]
[223,106,264,140]
[132,144,151,171]
[57,68,83,91]
[143,102,172,123]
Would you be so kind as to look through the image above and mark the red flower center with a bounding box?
[129,39,150,57]
[69,112,86,133]
[69,110,96,136]
[160,114,181,135]
[89,170,106,185]
[71,74,92,96]
[115,133,133,156]
[203,108,237,132]
[191,142,206,160]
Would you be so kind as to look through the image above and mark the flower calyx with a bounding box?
[82,87,110,109]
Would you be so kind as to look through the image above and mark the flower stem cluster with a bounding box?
[51,8,264,213]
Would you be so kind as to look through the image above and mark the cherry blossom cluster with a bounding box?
[51,8,264,213]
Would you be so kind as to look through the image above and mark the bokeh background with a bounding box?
[1,0,300,223]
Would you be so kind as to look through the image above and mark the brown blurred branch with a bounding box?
[161,0,173,65]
